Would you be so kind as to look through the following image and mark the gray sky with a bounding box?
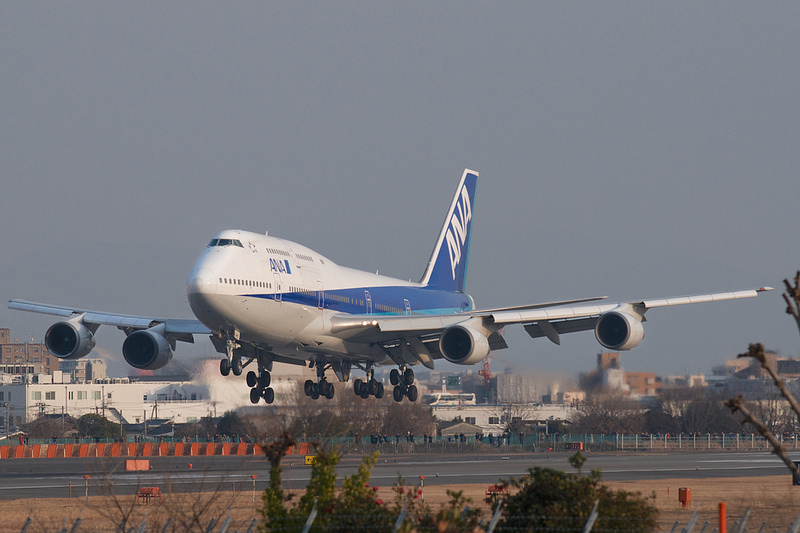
[1,2,798,380]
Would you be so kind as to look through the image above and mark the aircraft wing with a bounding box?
[329,287,772,366]
[8,299,210,340]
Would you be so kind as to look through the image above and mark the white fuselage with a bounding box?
[186,229,470,363]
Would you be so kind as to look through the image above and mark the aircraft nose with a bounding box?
[187,268,218,295]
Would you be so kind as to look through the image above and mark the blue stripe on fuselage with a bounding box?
[247,285,471,315]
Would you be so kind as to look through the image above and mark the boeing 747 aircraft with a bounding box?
[9,169,771,404]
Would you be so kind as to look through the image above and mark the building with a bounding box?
[0,328,59,377]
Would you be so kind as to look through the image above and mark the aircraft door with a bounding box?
[364,290,373,315]
[317,280,324,310]
[273,273,282,302]
[404,299,411,315]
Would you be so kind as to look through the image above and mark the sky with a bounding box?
[1,2,798,381]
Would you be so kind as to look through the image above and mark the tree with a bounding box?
[570,393,644,434]
[216,410,254,439]
[75,413,121,439]
[496,467,657,532]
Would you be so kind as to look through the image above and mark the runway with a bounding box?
[0,451,795,501]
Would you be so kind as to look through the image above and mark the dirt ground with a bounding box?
[1,475,798,531]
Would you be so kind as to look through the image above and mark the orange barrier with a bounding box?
[298,442,309,455]
[137,486,160,504]
[0,441,265,459]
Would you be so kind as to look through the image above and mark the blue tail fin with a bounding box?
[419,169,478,293]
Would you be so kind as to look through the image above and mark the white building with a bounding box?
[432,403,575,434]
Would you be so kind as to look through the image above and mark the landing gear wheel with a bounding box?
[407,384,418,402]
[246,371,258,388]
[304,380,314,396]
[354,379,364,396]
[231,356,243,376]
[404,368,415,385]
[263,387,275,404]
[393,386,404,402]
[390,369,400,386]
[259,373,271,388]
[220,358,231,376]
[324,382,335,399]
[368,379,378,396]
[250,388,261,404]
[375,382,384,399]
[310,382,320,400]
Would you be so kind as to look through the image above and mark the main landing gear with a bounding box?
[304,361,335,400]
[354,364,384,399]
[247,365,275,404]
[390,366,418,402]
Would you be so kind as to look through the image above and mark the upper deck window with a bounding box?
[208,239,244,248]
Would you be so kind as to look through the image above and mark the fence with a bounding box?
[1,432,798,458]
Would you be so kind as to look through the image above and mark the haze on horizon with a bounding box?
[1,3,798,381]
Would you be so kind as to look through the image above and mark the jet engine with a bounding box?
[594,311,645,350]
[122,324,173,370]
[45,320,96,360]
[439,324,491,365]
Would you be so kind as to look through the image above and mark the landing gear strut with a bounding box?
[390,365,417,402]
[219,331,243,376]
[354,364,384,399]
[304,361,335,400]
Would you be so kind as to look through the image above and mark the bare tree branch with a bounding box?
[783,271,800,335]
[738,343,800,423]
[726,395,800,478]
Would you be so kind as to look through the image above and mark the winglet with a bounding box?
[419,169,478,293]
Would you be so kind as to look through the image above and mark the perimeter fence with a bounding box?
[4,432,800,456]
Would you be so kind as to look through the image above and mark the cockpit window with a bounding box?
[208,238,244,248]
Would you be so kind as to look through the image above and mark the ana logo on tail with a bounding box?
[445,185,472,280]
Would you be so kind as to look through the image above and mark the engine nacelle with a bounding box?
[439,325,491,365]
[45,320,96,360]
[594,311,645,350]
[122,325,173,370]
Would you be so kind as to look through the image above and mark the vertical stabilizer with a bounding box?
[419,169,478,293]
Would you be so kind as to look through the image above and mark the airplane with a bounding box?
[9,169,772,404]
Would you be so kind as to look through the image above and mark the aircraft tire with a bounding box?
[390,369,400,386]
[404,368,415,385]
[259,372,271,388]
[304,380,314,396]
[407,384,418,402]
[310,382,320,400]
[354,379,363,396]
[368,379,378,395]
[393,386,403,402]
[325,382,335,399]
[375,382,384,399]
[232,357,243,376]
[250,388,261,404]
[220,358,231,376]
[263,388,275,404]
[246,371,257,388]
